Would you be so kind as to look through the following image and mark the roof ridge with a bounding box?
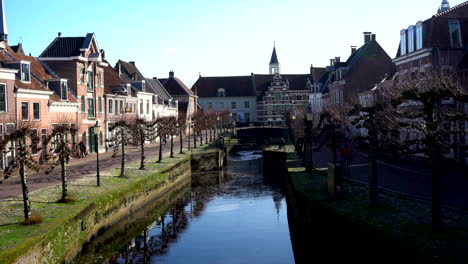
[39,37,59,57]
[433,1,468,18]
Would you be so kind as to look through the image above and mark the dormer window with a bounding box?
[21,63,30,82]
[218,88,225,97]
[60,81,68,101]
[407,26,415,53]
[449,19,462,48]
[400,29,407,56]
[416,21,423,50]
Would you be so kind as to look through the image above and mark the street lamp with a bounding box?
[92,121,102,187]
[306,112,314,172]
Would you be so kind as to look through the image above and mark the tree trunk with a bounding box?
[120,130,126,177]
[19,139,31,222]
[193,131,197,148]
[140,136,145,170]
[205,129,208,144]
[170,135,174,158]
[158,136,163,163]
[60,135,68,201]
[179,131,183,154]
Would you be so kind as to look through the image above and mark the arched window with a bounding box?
[416,21,423,50]
[400,29,407,55]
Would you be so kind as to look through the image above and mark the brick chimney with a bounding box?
[169,71,174,78]
[58,32,62,37]
[371,34,376,41]
[129,61,135,66]
[351,46,357,54]
[364,32,372,43]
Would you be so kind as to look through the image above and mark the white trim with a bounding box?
[32,102,41,121]
[393,48,432,65]
[0,83,7,113]
[0,67,18,80]
[38,56,86,61]
[16,88,53,99]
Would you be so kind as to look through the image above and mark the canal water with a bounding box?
[72,147,295,264]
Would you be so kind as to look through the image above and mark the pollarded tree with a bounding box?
[166,116,178,158]
[193,111,206,146]
[176,113,187,154]
[390,68,468,231]
[0,121,41,224]
[155,117,169,163]
[130,118,155,170]
[44,118,79,203]
[316,104,348,164]
[108,117,134,177]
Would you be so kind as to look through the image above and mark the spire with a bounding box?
[269,43,280,75]
[438,0,450,14]
[0,0,7,41]
[270,44,279,65]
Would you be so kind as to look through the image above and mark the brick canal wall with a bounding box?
[4,149,226,264]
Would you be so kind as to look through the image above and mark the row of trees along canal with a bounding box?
[0,110,232,225]
[287,69,467,232]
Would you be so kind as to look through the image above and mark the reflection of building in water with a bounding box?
[273,191,284,221]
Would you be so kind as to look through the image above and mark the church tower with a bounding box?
[438,0,450,14]
[0,0,7,41]
[269,43,280,75]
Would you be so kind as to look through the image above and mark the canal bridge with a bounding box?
[234,126,288,145]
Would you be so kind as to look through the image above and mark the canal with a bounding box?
[71,147,295,264]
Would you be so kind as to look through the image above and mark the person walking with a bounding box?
[79,141,87,158]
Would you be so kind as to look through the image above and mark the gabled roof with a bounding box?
[253,74,311,93]
[433,1,468,18]
[311,67,326,83]
[39,33,96,57]
[103,60,128,94]
[270,47,279,64]
[193,75,255,98]
[116,60,146,82]
[159,74,194,96]
[145,78,173,101]
[0,45,77,102]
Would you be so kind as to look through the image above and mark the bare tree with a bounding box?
[155,117,168,163]
[130,118,154,170]
[108,117,133,177]
[390,69,468,231]
[316,104,348,164]
[0,121,41,224]
[176,113,187,154]
[44,116,78,203]
[166,116,178,158]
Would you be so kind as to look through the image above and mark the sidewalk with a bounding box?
[0,135,196,200]
[310,148,468,209]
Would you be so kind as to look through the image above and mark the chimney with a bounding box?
[364,32,372,43]
[351,46,357,54]
[330,59,335,66]
[310,64,314,75]
[129,61,135,66]
[371,34,376,41]
[335,57,341,63]
[169,71,174,77]
[118,62,121,75]
[153,77,157,80]
[58,32,62,37]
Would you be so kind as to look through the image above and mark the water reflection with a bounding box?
[73,149,293,264]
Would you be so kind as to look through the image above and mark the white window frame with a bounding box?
[109,99,113,114]
[33,102,40,121]
[416,21,423,50]
[0,83,7,112]
[80,67,85,84]
[20,62,31,83]
[231,101,236,109]
[408,26,415,53]
[400,29,407,56]
[60,81,68,101]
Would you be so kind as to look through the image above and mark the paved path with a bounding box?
[312,149,468,209]
[0,135,199,200]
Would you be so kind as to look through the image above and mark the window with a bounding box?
[97,72,102,87]
[81,96,86,113]
[231,102,236,109]
[21,102,29,120]
[80,67,85,84]
[207,102,213,109]
[400,29,407,55]
[61,81,68,101]
[33,102,40,120]
[408,26,415,53]
[98,97,102,113]
[87,71,93,91]
[115,101,118,115]
[245,113,250,122]
[21,63,30,82]
[275,92,281,100]
[218,88,225,97]
[88,98,95,118]
[244,101,249,108]
[0,83,6,112]
[449,20,462,48]
[109,99,113,114]
[120,101,124,113]
[146,100,149,114]
[140,100,143,114]
[416,21,423,50]
[31,129,38,154]
[219,102,225,108]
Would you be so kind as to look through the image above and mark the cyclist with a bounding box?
[340,144,352,175]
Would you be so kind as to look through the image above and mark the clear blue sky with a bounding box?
[4,0,463,87]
